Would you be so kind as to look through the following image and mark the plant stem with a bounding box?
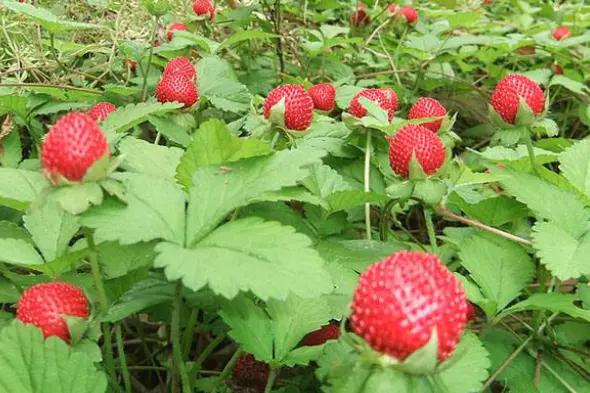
[141,16,159,101]
[218,347,243,383]
[192,334,227,377]
[116,323,132,393]
[524,132,538,175]
[172,282,191,393]
[264,367,278,393]
[423,208,438,254]
[364,130,372,241]
[182,308,199,358]
[49,33,67,72]
[274,0,285,74]
[0,82,101,94]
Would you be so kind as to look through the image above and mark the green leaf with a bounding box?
[0,130,22,168]
[217,31,278,51]
[559,138,590,199]
[0,1,101,33]
[176,119,271,188]
[326,191,388,213]
[197,57,252,113]
[458,233,534,314]
[0,321,107,393]
[185,147,324,246]
[81,174,186,245]
[102,278,174,322]
[97,241,157,279]
[23,202,80,262]
[0,168,49,210]
[147,114,192,147]
[48,183,104,215]
[119,137,183,179]
[550,75,590,96]
[476,145,558,163]
[498,293,590,322]
[316,239,406,272]
[0,238,43,265]
[156,218,332,300]
[301,164,352,201]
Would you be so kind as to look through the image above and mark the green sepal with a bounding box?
[386,181,414,204]
[413,179,447,206]
[408,154,428,181]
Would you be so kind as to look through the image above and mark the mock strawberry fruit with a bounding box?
[303,322,340,346]
[17,282,90,342]
[263,84,314,131]
[387,3,399,16]
[232,354,270,391]
[167,22,188,41]
[400,6,418,24]
[163,56,196,80]
[193,0,215,20]
[349,88,397,121]
[351,251,467,362]
[87,102,116,122]
[552,26,570,41]
[308,83,336,112]
[489,74,545,124]
[41,112,110,183]
[155,74,199,107]
[465,303,477,323]
[408,97,448,132]
[350,4,370,27]
[388,124,445,178]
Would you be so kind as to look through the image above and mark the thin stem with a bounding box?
[182,308,199,358]
[423,208,438,254]
[172,282,191,393]
[264,367,278,393]
[49,33,67,72]
[274,0,285,74]
[0,82,101,94]
[218,348,243,383]
[192,334,227,376]
[364,130,372,240]
[524,133,538,175]
[141,16,159,101]
[116,323,132,393]
[365,19,390,46]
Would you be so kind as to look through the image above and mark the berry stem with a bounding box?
[115,323,133,393]
[524,132,538,175]
[423,207,438,254]
[264,367,278,393]
[218,347,243,384]
[364,129,372,240]
[172,281,192,393]
[141,16,159,101]
[182,307,199,358]
[192,333,227,377]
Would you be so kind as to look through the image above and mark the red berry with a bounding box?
[308,83,336,112]
[303,323,340,346]
[87,102,116,122]
[167,22,188,41]
[232,354,270,391]
[124,59,137,72]
[349,88,397,121]
[351,251,467,362]
[552,26,570,41]
[465,303,477,323]
[387,3,399,15]
[552,63,564,75]
[17,282,89,343]
[193,0,215,20]
[41,112,110,183]
[155,74,199,107]
[400,6,418,24]
[483,0,493,4]
[388,124,445,178]
[408,97,448,132]
[350,7,370,27]
[263,84,314,131]
[489,74,545,124]
[163,56,196,80]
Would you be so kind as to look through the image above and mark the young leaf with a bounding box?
[559,138,590,199]
[118,137,183,179]
[197,57,253,113]
[0,168,49,211]
[0,238,44,266]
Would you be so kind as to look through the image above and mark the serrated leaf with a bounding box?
[559,138,590,199]
[97,241,157,279]
[458,233,534,314]
[102,278,174,322]
[48,182,104,215]
[81,174,185,245]
[119,137,183,179]
[217,31,278,51]
[476,145,558,163]
[0,168,49,210]
[185,147,324,246]
[498,293,590,322]
[301,164,352,201]
[176,119,271,188]
[0,238,43,265]
[156,218,332,300]
[316,239,407,272]
[197,57,252,113]
[326,191,388,212]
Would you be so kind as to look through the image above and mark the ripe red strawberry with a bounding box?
[349,88,397,121]
[303,322,340,346]
[232,354,270,391]
[388,124,445,178]
[350,4,370,27]
[351,251,467,362]
[167,22,188,41]
[87,102,116,122]
[17,282,89,342]
[552,26,570,41]
[163,56,196,80]
[155,74,199,107]
[193,0,215,20]
[41,112,110,183]
[400,6,418,24]
[263,84,314,131]
[408,97,448,132]
[308,83,336,112]
[489,74,545,124]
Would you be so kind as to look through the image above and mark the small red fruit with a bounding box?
[387,3,399,15]
[489,74,545,124]
[552,63,564,75]
[167,22,188,41]
[349,88,397,121]
[388,124,446,178]
[350,4,370,27]
[552,26,570,41]
[408,97,448,132]
[193,0,215,20]
[465,303,477,323]
[155,74,199,107]
[232,354,270,391]
[124,59,137,72]
[308,83,336,112]
[263,84,314,131]
[163,56,196,80]
[350,251,468,362]
[303,323,340,346]
[400,6,418,24]
[17,282,90,343]
[41,112,110,183]
[87,102,116,122]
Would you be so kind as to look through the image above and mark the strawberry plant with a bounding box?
[0,0,589,392]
